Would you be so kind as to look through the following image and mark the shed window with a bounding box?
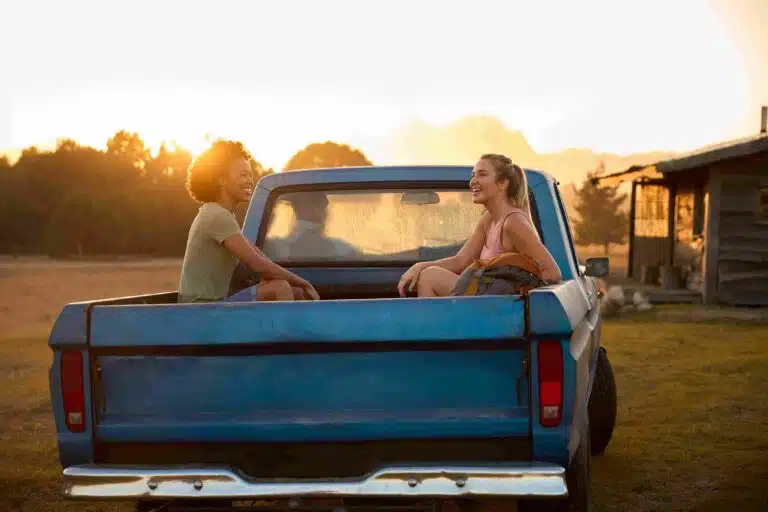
[760,187,768,217]
[693,184,705,235]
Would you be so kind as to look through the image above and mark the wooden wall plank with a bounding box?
[703,170,722,304]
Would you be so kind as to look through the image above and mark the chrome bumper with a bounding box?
[62,464,567,500]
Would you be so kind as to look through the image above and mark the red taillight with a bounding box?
[61,351,85,433]
[538,340,563,427]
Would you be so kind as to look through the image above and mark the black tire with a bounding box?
[134,500,233,512]
[587,346,617,456]
[134,502,163,512]
[517,419,592,512]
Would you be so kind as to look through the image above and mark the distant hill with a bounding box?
[380,115,677,220]
[383,115,676,182]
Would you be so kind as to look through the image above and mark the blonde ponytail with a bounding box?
[479,153,539,239]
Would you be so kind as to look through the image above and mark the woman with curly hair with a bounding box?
[178,140,319,303]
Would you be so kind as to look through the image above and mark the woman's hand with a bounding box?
[398,262,427,297]
[297,279,320,300]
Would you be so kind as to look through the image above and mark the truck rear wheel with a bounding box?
[134,500,232,511]
[587,346,617,456]
[517,419,592,512]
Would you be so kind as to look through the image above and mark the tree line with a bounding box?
[0,131,626,259]
[0,132,372,258]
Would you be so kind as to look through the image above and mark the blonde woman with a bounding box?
[398,154,562,297]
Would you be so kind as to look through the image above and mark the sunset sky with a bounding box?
[1,0,766,170]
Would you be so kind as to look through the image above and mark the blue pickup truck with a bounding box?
[48,166,617,512]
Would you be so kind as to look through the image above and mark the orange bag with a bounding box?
[450,252,548,296]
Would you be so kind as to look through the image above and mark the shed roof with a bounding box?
[592,133,768,186]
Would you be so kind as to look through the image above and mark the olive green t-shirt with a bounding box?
[178,202,242,303]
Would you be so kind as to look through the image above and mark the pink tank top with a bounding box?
[479,209,528,260]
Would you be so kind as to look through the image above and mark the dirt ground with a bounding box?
[1,259,767,512]
[0,258,182,338]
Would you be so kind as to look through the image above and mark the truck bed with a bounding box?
[49,275,589,504]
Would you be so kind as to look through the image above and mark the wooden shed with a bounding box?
[592,131,768,306]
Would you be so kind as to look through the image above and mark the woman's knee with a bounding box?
[418,266,455,296]
[258,279,294,301]
[419,266,442,283]
[416,266,437,287]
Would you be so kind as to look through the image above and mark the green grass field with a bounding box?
[1,307,767,511]
[591,311,768,511]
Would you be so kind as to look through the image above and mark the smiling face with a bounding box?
[219,157,254,204]
[469,158,508,204]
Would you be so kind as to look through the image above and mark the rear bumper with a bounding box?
[62,463,567,500]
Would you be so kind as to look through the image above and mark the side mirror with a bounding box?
[401,191,440,205]
[584,257,610,277]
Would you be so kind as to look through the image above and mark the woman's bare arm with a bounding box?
[222,233,311,288]
[397,214,490,297]
[502,215,563,283]
[424,213,490,274]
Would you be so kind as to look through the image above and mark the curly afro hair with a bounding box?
[185,140,253,203]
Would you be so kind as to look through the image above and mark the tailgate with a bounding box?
[88,296,531,448]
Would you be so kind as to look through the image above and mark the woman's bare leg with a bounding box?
[417,266,459,297]
[256,279,295,301]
